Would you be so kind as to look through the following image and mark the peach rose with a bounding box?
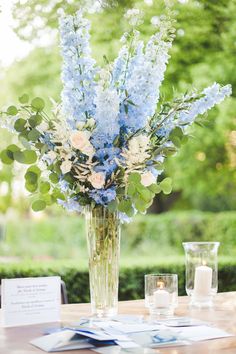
[141,171,156,187]
[70,130,94,157]
[88,172,105,189]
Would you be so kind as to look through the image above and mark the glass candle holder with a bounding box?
[145,274,178,316]
[182,242,220,308]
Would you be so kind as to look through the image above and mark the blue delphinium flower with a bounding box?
[59,10,97,128]
[89,187,116,205]
[179,83,232,124]
[58,197,82,212]
[93,147,120,177]
[113,20,173,133]
[92,86,120,147]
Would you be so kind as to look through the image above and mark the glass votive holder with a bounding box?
[145,274,178,316]
[182,242,220,308]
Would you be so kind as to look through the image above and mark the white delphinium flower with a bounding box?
[37,121,49,133]
[151,16,160,27]
[124,8,144,27]
[121,134,151,167]
[60,159,72,174]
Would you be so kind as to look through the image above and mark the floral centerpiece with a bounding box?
[0,6,231,317]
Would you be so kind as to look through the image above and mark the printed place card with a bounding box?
[1,276,61,327]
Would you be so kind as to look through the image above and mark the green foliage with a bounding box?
[0,258,235,302]
[32,200,47,211]
[2,211,236,260]
[31,97,45,111]
[19,93,29,104]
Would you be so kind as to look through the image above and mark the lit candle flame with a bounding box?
[157,281,165,289]
[202,260,206,266]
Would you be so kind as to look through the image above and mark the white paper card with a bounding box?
[178,325,233,341]
[1,276,61,327]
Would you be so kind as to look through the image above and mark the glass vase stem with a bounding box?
[85,205,121,318]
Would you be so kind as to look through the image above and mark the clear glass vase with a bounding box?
[85,205,121,318]
[182,242,220,308]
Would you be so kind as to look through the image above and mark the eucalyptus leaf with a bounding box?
[0,150,14,164]
[128,173,141,185]
[40,181,50,194]
[160,177,172,195]
[25,181,38,193]
[29,114,42,128]
[27,165,41,176]
[49,173,59,184]
[118,199,134,217]
[31,97,45,111]
[7,106,18,116]
[28,128,41,141]
[13,150,37,164]
[32,199,46,211]
[24,171,38,184]
[14,119,26,132]
[19,94,29,104]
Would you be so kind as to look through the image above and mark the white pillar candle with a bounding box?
[193,263,213,298]
[154,282,170,308]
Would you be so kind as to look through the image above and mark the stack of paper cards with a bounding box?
[30,316,233,352]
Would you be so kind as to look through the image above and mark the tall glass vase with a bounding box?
[85,205,121,318]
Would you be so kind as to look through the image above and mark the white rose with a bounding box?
[88,172,105,189]
[70,130,95,156]
[141,171,156,187]
[60,160,72,174]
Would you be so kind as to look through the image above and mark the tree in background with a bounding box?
[0,0,235,212]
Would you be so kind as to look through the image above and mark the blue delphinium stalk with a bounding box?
[59,10,97,128]
[178,83,232,124]
[92,85,120,148]
[113,12,174,134]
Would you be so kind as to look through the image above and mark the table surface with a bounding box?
[1,292,236,354]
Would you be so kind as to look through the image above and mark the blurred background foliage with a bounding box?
[0,0,235,215]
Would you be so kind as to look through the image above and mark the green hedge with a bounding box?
[0,258,236,303]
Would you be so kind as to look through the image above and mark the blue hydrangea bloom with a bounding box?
[89,187,116,205]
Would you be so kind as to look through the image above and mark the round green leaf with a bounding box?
[39,181,50,194]
[27,165,41,176]
[160,177,172,195]
[14,119,27,132]
[32,200,46,212]
[31,97,45,112]
[49,173,59,184]
[7,144,20,153]
[25,182,38,193]
[28,128,41,141]
[0,150,14,164]
[13,150,37,164]
[19,94,29,104]
[29,114,42,128]
[7,106,18,116]
[24,171,38,184]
